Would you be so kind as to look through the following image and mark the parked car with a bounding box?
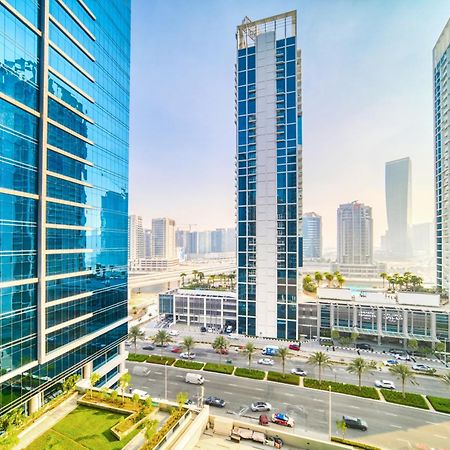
[412,363,435,373]
[207,327,213,333]
[171,346,182,353]
[356,343,372,350]
[375,380,395,389]
[200,326,207,333]
[180,352,196,360]
[342,416,368,431]
[251,401,272,412]
[384,359,398,366]
[291,367,307,376]
[204,396,226,408]
[271,413,294,427]
[395,354,411,361]
[259,414,269,426]
[168,329,179,336]
[258,358,275,366]
[288,343,301,351]
[389,348,409,356]
[225,325,233,333]
[142,345,155,351]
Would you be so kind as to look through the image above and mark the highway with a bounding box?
[126,361,450,450]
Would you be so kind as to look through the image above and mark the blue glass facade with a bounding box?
[0,0,130,415]
[236,12,302,339]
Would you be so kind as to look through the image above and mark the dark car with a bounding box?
[288,343,301,351]
[356,343,372,350]
[204,396,226,408]
[142,345,155,351]
[343,416,368,431]
[259,414,269,426]
[200,326,207,332]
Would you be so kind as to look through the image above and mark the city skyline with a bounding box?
[130,0,450,250]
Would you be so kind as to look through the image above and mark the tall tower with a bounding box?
[128,215,144,262]
[337,202,373,265]
[434,19,450,294]
[152,218,176,259]
[0,0,130,416]
[385,157,412,259]
[236,11,302,339]
[303,212,322,260]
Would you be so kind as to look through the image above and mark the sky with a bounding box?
[129,0,450,250]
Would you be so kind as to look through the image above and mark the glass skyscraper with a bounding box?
[236,11,302,339]
[303,212,322,260]
[434,19,450,295]
[0,0,130,417]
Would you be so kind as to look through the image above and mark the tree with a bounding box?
[380,272,387,289]
[145,419,159,441]
[111,390,119,404]
[389,363,416,398]
[63,374,80,392]
[198,272,205,283]
[435,341,446,353]
[324,272,334,287]
[350,331,359,344]
[407,338,419,356]
[192,270,198,282]
[153,330,173,355]
[346,357,376,389]
[176,392,189,411]
[441,372,450,387]
[229,272,236,289]
[119,372,132,403]
[89,372,101,399]
[129,325,145,354]
[387,276,394,290]
[336,274,345,288]
[278,347,289,377]
[182,336,195,355]
[132,393,140,406]
[336,419,347,439]
[244,341,256,368]
[308,351,332,382]
[403,272,412,291]
[331,329,340,342]
[314,271,323,287]
[180,272,187,286]
[212,336,229,363]
[0,408,25,432]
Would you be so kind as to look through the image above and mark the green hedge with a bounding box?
[267,371,299,385]
[427,396,450,414]
[304,378,379,400]
[381,389,428,409]
[146,355,176,365]
[127,353,147,362]
[203,363,234,375]
[331,437,381,450]
[173,360,204,370]
[234,368,265,380]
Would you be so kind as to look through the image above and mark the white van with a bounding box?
[185,373,204,385]
[131,389,149,399]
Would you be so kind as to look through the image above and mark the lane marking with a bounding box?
[224,391,233,395]
[228,383,238,387]
[390,425,402,429]
[312,398,322,402]
[253,388,264,391]
[434,435,448,439]
[385,412,398,417]
[283,393,295,397]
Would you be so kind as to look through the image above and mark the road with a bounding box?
[126,361,450,450]
[128,340,450,399]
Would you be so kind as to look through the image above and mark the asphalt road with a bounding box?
[126,361,450,450]
[128,340,450,399]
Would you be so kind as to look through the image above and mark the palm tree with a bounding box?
[212,336,229,363]
[278,347,289,377]
[308,351,332,382]
[244,341,256,368]
[441,372,450,386]
[403,272,412,290]
[346,357,376,389]
[380,272,387,289]
[389,363,416,398]
[89,372,101,399]
[314,271,323,287]
[119,372,132,403]
[198,272,205,284]
[387,276,394,290]
[192,270,198,282]
[128,325,145,354]
[152,330,173,355]
[182,336,195,355]
[145,419,159,441]
[324,272,334,288]
[207,275,214,287]
[229,272,236,290]
[180,272,187,286]
[336,274,345,288]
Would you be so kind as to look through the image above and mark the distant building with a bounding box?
[385,157,412,259]
[198,231,212,254]
[129,215,144,264]
[187,231,198,256]
[303,212,322,260]
[144,229,152,258]
[412,223,433,257]
[337,201,373,265]
[211,228,226,253]
[152,218,176,259]
[225,227,236,252]
[434,19,450,294]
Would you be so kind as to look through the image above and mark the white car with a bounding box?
[180,352,196,360]
[251,401,272,412]
[168,329,179,336]
[412,363,434,373]
[258,358,274,366]
[375,380,395,389]
[207,327,213,333]
[395,354,410,361]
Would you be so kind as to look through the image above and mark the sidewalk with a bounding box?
[15,393,79,450]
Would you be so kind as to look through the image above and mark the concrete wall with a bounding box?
[398,292,440,307]
[318,288,352,301]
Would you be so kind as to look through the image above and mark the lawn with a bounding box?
[27,406,140,450]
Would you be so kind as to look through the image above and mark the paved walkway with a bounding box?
[15,393,79,450]
[122,411,169,450]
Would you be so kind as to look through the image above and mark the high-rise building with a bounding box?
[385,157,412,259]
[0,0,130,417]
[303,212,322,260]
[144,229,152,258]
[152,218,176,259]
[412,223,433,257]
[434,19,450,294]
[211,228,225,253]
[337,202,373,265]
[128,215,144,263]
[198,231,212,254]
[236,11,302,339]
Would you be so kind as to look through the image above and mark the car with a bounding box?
[343,416,368,431]
[225,325,233,333]
[389,348,409,356]
[384,359,398,366]
[168,329,179,336]
[374,380,395,389]
[259,414,269,426]
[204,396,226,408]
[412,363,435,373]
[288,343,301,351]
[271,412,294,427]
[200,326,207,333]
[215,348,229,355]
[180,352,196,359]
[291,367,307,376]
[207,327,213,333]
[258,358,274,366]
[356,343,372,350]
[171,346,182,353]
[185,399,194,406]
[251,401,272,412]
[142,345,155,351]
[395,354,411,361]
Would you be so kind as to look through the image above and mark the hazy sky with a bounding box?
[130,0,450,249]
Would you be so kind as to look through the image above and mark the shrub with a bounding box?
[143,409,185,449]
[173,360,204,370]
[146,355,176,365]
[267,371,299,385]
[203,363,234,374]
[381,389,428,409]
[127,353,147,362]
[331,437,381,450]
[427,396,450,414]
[304,378,379,399]
[234,368,265,380]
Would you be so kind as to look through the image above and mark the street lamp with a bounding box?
[164,361,168,400]
[328,385,332,441]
